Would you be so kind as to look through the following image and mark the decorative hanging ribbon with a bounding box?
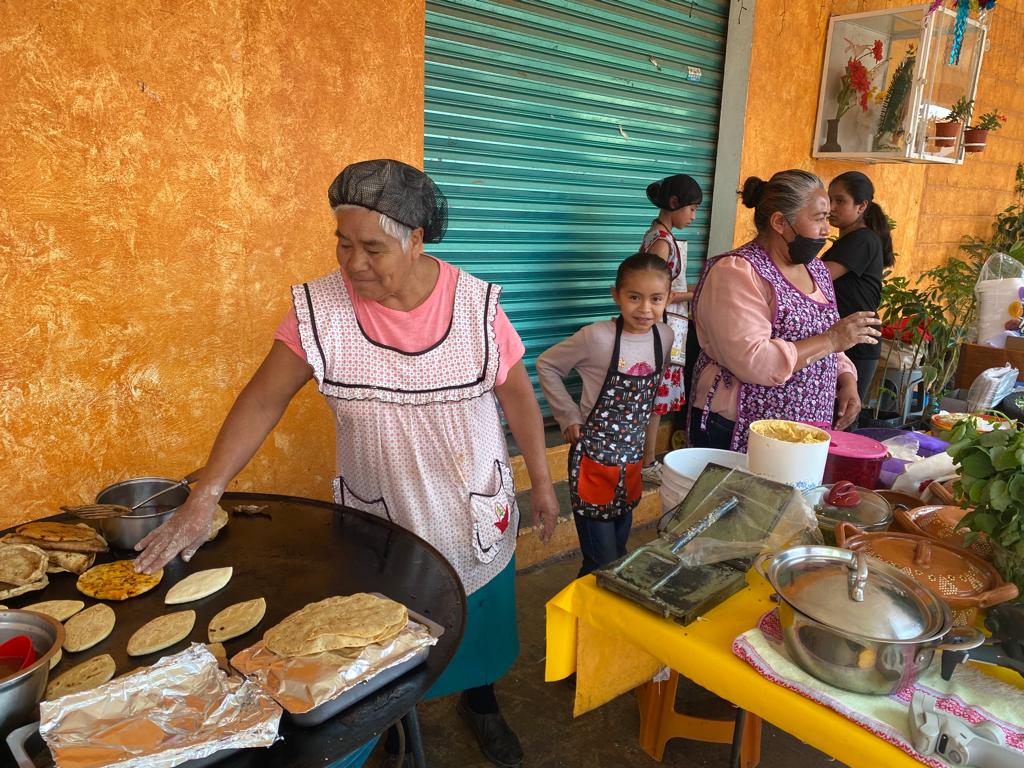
[949,0,970,65]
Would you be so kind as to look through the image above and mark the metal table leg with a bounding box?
[402,706,427,768]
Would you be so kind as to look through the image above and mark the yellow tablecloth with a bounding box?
[546,573,938,768]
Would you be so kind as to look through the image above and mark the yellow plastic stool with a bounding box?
[637,670,762,766]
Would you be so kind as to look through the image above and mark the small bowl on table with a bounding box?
[87,476,190,550]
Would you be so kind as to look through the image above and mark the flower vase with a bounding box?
[819,118,842,153]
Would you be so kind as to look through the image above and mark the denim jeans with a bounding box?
[574,509,632,578]
[688,408,736,450]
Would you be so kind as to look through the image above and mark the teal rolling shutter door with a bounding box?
[425,0,729,412]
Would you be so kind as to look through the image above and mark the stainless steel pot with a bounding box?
[756,545,984,694]
[90,476,190,550]
[0,610,64,737]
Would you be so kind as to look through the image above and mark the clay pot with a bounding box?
[963,127,989,153]
[934,120,961,147]
[894,504,993,560]
[835,522,1018,626]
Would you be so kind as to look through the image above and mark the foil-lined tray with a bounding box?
[231,610,441,727]
[34,644,281,768]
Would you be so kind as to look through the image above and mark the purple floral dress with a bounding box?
[691,240,839,452]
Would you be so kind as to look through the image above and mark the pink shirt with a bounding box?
[275,258,524,386]
[693,256,856,421]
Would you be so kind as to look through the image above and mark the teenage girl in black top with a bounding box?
[822,171,894,404]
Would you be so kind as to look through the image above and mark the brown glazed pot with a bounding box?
[894,505,994,560]
[835,522,1018,626]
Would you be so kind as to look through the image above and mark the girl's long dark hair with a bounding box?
[832,171,894,269]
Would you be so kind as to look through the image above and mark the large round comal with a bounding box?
[0,609,64,737]
[90,477,191,550]
[757,546,983,694]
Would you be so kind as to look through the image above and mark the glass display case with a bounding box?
[812,4,989,164]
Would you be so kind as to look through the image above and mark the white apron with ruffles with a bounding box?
[292,269,517,595]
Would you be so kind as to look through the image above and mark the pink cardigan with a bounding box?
[692,256,856,421]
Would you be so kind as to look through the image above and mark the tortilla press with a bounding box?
[596,464,798,625]
[941,602,1024,682]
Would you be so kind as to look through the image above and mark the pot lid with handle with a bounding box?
[761,545,950,642]
[835,524,1020,609]
[804,482,893,529]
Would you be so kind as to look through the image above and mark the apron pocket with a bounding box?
[577,453,620,506]
[333,476,390,520]
[469,461,514,564]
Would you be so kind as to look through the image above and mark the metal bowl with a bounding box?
[0,610,64,737]
[90,476,189,550]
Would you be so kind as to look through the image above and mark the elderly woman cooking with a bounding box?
[135,159,559,768]
[688,170,881,451]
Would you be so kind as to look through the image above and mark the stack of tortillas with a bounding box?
[263,593,408,657]
[0,542,49,600]
[2,522,107,575]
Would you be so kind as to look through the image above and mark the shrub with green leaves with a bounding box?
[948,418,1024,586]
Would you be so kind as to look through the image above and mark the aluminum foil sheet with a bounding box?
[231,620,437,714]
[39,644,281,768]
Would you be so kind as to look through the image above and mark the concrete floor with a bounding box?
[367,529,844,768]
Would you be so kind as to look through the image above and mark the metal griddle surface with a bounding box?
[0,492,466,768]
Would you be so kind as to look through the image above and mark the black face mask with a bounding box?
[783,219,827,265]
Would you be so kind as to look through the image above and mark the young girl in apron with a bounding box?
[537,253,673,575]
[639,173,702,483]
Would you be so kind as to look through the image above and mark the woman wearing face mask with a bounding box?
[822,171,894,405]
[688,170,881,452]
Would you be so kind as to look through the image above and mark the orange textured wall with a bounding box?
[735,0,1024,279]
[0,1,425,529]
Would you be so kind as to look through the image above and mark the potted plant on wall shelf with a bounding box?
[935,96,973,147]
[964,109,1007,153]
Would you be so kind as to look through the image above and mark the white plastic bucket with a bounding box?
[976,278,1024,344]
[660,448,747,513]
[746,420,830,491]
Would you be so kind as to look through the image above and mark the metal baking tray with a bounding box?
[5,720,239,768]
[287,601,444,727]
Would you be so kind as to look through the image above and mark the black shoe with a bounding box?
[456,693,524,768]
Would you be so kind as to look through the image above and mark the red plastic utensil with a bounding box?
[0,634,37,677]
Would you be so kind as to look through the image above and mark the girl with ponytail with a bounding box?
[823,171,891,405]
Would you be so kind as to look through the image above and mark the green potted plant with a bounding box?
[963,109,1007,154]
[935,96,973,147]
[947,418,1024,592]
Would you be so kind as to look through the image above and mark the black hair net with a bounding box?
[646,174,703,210]
[328,159,449,243]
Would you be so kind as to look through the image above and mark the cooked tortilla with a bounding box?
[7,522,107,553]
[77,560,162,601]
[207,505,229,541]
[24,599,85,622]
[45,654,115,700]
[264,593,408,657]
[164,566,232,605]
[63,604,116,652]
[45,550,95,575]
[50,646,62,669]
[0,542,49,585]
[127,610,196,656]
[208,597,266,642]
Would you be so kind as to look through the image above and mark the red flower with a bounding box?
[881,317,933,343]
[872,40,884,62]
